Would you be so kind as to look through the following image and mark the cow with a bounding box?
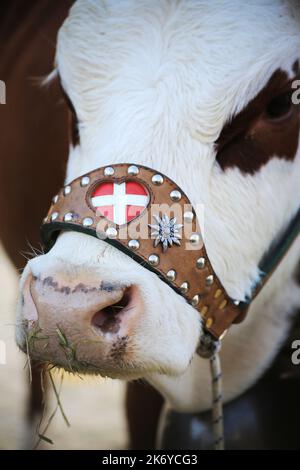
[4,0,300,448]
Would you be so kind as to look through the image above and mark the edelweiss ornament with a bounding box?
[149,214,183,252]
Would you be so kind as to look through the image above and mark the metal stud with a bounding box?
[148,254,159,266]
[219,300,227,310]
[52,195,59,204]
[214,289,222,299]
[64,212,76,222]
[184,211,194,223]
[64,185,71,196]
[80,176,90,187]
[206,318,213,329]
[196,257,205,269]
[106,227,118,239]
[233,299,240,306]
[82,217,93,227]
[201,305,209,316]
[191,294,200,307]
[104,166,115,176]
[128,239,140,250]
[190,233,201,245]
[166,269,176,282]
[170,189,182,202]
[205,275,214,286]
[128,165,139,176]
[151,174,164,185]
[180,282,189,294]
[50,212,59,221]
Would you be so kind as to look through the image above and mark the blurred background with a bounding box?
[0,242,127,450]
[0,1,129,450]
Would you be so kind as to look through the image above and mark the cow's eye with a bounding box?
[266,91,293,121]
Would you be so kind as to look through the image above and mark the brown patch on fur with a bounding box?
[216,68,300,174]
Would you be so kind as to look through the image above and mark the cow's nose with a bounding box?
[22,271,143,343]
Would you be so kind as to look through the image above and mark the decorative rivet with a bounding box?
[192,294,200,307]
[184,211,194,223]
[170,189,182,202]
[148,254,159,266]
[219,300,228,310]
[82,217,93,227]
[196,257,205,269]
[166,269,176,281]
[80,176,90,187]
[180,282,189,294]
[206,275,214,286]
[64,185,71,196]
[50,212,59,221]
[64,212,76,222]
[128,239,140,250]
[190,233,201,245]
[201,305,209,317]
[128,165,139,176]
[214,289,222,299]
[106,227,118,238]
[104,166,115,176]
[206,318,213,329]
[233,299,240,306]
[52,195,59,204]
[152,174,164,185]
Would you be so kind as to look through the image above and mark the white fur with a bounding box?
[17,0,300,411]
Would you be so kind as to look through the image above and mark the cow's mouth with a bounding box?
[91,286,134,334]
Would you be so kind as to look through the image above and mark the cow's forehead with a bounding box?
[56,0,300,141]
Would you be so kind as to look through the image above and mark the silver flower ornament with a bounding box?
[149,214,183,252]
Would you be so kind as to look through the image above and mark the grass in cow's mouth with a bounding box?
[34,369,70,450]
[24,324,49,382]
[27,325,49,350]
[55,325,99,374]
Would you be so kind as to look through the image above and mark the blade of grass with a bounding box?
[48,370,70,427]
[34,371,64,449]
[24,335,32,383]
[38,434,53,445]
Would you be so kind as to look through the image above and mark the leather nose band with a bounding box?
[40,163,247,339]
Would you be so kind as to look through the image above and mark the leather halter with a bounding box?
[40,163,300,341]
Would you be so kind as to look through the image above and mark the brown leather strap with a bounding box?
[41,163,247,339]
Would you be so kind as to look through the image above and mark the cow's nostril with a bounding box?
[91,287,133,334]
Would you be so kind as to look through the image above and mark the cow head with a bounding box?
[16,0,300,405]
